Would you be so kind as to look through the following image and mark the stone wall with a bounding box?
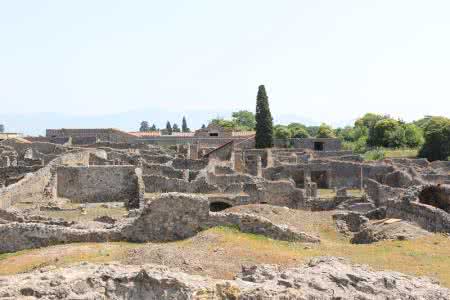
[0,151,90,209]
[142,163,186,179]
[171,158,208,171]
[57,166,143,204]
[263,160,395,189]
[143,175,218,194]
[365,178,405,207]
[0,223,121,253]
[122,193,211,242]
[207,212,320,243]
[293,138,341,151]
[123,193,319,243]
[204,141,234,161]
[386,200,450,233]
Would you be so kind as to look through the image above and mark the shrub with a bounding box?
[364,148,386,161]
[418,116,450,161]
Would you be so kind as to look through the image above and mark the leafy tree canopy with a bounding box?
[317,123,336,138]
[418,116,450,161]
[232,110,256,130]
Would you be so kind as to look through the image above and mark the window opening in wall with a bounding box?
[314,142,324,151]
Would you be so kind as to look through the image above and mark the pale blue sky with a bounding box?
[1,0,449,127]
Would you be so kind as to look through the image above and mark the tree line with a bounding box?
[137,85,449,161]
[139,116,190,134]
[210,86,449,161]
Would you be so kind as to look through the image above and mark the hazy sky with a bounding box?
[1,0,449,125]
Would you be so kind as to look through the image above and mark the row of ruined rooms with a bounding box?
[0,139,449,206]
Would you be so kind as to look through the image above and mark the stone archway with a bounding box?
[209,201,232,212]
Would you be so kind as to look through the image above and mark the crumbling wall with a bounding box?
[122,193,211,242]
[387,200,450,233]
[142,163,186,179]
[207,212,320,243]
[0,151,90,209]
[171,158,208,171]
[365,178,405,207]
[263,161,395,189]
[0,223,121,254]
[143,175,218,194]
[57,166,142,203]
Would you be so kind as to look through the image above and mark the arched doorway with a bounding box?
[209,201,232,212]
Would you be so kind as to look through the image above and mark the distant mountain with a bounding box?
[0,109,335,136]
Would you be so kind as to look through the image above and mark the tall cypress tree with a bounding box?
[182,116,190,132]
[166,121,173,135]
[255,85,273,148]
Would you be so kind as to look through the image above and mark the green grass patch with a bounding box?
[384,148,419,158]
[1,219,450,287]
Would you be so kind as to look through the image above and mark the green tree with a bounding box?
[139,121,150,132]
[369,118,401,147]
[150,124,157,131]
[287,123,309,138]
[403,124,424,148]
[182,116,190,132]
[232,110,256,130]
[255,85,274,148]
[316,123,336,138]
[274,125,291,139]
[0,124,4,133]
[210,118,236,130]
[414,116,433,129]
[201,124,206,129]
[336,126,355,142]
[418,116,450,161]
[166,121,173,135]
[306,126,320,137]
[291,127,309,138]
[355,113,389,129]
[172,123,181,132]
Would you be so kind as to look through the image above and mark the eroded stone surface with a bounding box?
[0,257,448,299]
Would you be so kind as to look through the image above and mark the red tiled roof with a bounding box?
[128,131,161,137]
[172,132,195,137]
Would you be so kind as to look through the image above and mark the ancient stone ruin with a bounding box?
[0,136,449,298]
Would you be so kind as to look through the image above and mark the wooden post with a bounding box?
[360,166,364,191]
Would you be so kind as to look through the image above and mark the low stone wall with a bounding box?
[207,212,320,243]
[57,166,143,204]
[0,223,122,253]
[386,200,450,233]
[389,158,430,168]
